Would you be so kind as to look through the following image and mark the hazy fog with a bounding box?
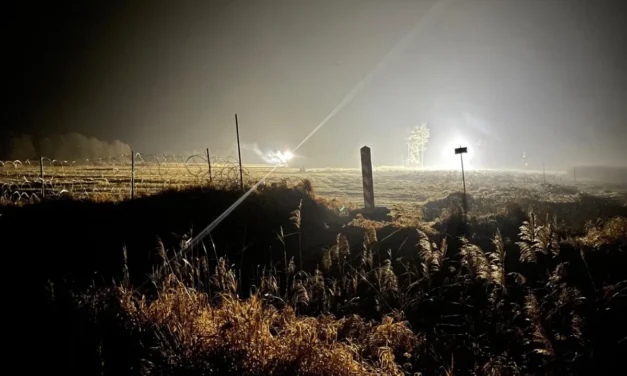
[4,0,626,169]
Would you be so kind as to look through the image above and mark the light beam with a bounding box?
[184,1,444,251]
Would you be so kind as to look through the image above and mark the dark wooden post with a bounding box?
[360,146,375,208]
[235,114,244,192]
[131,151,135,199]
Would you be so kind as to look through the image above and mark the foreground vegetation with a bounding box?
[5,179,626,375]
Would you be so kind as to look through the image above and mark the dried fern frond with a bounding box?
[517,212,561,263]
[288,256,296,275]
[517,213,541,263]
[538,213,560,257]
[311,267,328,310]
[156,237,167,267]
[361,245,373,270]
[460,237,491,281]
[416,230,431,256]
[579,216,627,248]
[365,227,378,246]
[291,280,310,308]
[508,272,527,286]
[337,233,350,259]
[321,246,333,272]
[416,230,447,280]
[325,243,336,263]
[260,271,279,296]
[547,262,568,287]
[378,259,399,298]
[290,199,302,229]
[489,229,506,288]
[211,257,238,296]
[524,293,555,358]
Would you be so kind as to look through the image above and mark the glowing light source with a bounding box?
[439,136,476,170]
[249,144,295,165]
[264,150,294,165]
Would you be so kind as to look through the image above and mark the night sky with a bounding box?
[3,0,626,168]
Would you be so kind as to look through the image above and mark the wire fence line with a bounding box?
[0,153,306,203]
[4,150,610,207]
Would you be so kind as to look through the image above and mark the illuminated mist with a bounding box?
[3,0,626,170]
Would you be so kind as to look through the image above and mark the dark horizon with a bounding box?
[3,0,626,169]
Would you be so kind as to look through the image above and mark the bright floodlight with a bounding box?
[439,136,476,170]
[263,150,295,165]
[276,150,294,165]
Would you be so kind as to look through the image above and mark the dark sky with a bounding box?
[3,0,626,168]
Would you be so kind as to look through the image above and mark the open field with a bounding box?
[3,156,626,207]
[3,160,627,375]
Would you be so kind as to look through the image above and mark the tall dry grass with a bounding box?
[17,183,627,375]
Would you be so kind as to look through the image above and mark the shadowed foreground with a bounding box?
[4,182,626,375]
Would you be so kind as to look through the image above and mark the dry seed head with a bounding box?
[288,256,296,275]
[321,247,332,272]
[337,233,350,258]
[290,200,302,229]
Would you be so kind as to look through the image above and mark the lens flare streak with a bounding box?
[183,1,443,251]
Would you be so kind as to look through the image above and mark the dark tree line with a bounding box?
[0,132,131,160]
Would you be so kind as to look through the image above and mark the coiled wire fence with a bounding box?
[0,153,306,203]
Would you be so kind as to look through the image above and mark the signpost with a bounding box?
[455,146,468,211]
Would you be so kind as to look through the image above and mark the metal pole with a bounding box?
[235,114,244,192]
[206,148,212,183]
[40,156,44,198]
[460,153,466,196]
[460,153,467,211]
[131,151,135,199]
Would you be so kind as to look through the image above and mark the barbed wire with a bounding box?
[0,153,308,203]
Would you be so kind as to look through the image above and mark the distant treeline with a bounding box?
[0,132,131,161]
